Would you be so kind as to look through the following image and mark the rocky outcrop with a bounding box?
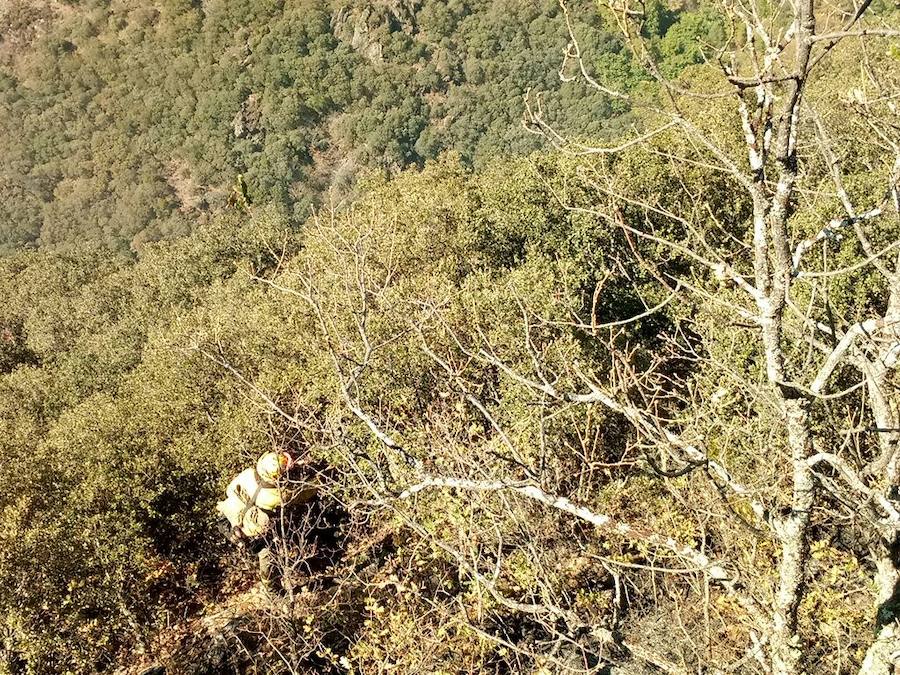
[232,93,261,140]
[331,0,420,64]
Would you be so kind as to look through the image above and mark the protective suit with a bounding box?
[216,452,291,537]
[216,451,316,590]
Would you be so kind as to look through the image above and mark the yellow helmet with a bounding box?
[256,451,293,482]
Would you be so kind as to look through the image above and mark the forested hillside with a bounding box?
[2,0,900,674]
[0,0,718,253]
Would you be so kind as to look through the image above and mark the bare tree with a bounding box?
[217,3,900,669]
[519,0,900,671]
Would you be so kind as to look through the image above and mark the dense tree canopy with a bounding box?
[1,0,899,673]
[0,0,728,254]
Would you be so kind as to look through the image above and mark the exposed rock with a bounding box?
[232,93,261,140]
[331,0,420,64]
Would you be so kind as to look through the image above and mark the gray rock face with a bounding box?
[331,0,420,64]
[232,93,261,140]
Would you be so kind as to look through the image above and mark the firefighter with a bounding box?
[216,450,316,592]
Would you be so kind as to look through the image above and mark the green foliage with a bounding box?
[0,93,895,668]
[2,1,895,670]
[0,209,304,672]
[657,8,725,77]
[0,0,720,252]
[0,148,691,670]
